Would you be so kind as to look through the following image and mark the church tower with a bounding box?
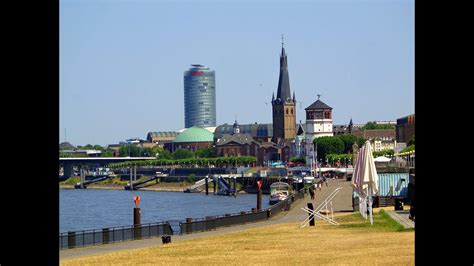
[272,36,296,143]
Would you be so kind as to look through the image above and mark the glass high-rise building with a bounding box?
[183,64,216,128]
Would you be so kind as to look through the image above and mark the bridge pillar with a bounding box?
[63,163,74,178]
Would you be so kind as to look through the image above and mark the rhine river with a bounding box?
[60,188,270,233]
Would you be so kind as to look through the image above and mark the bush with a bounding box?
[187,174,196,184]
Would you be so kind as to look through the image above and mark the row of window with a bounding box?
[273,108,294,115]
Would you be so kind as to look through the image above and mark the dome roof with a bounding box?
[173,126,214,143]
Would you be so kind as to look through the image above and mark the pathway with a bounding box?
[386,210,415,229]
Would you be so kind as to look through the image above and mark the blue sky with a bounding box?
[60,0,414,146]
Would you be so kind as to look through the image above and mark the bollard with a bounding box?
[267,209,271,218]
[205,176,209,195]
[134,208,141,239]
[67,231,76,249]
[257,189,262,211]
[307,203,315,226]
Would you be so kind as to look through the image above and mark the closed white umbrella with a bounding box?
[351,141,379,224]
[360,141,378,225]
[351,145,367,218]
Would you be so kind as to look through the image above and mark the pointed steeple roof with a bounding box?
[276,40,292,102]
[297,122,305,136]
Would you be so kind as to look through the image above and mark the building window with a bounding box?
[286,109,289,114]
[291,109,293,114]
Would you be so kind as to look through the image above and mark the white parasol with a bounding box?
[351,141,379,224]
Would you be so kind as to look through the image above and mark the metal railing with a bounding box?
[179,188,305,235]
[60,188,306,250]
[60,221,173,250]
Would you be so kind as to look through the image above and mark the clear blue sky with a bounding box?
[60,0,414,147]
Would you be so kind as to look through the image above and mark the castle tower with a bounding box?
[304,96,333,166]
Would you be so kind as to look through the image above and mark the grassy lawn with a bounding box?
[61,210,414,265]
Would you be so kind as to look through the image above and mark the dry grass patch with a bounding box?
[62,211,413,266]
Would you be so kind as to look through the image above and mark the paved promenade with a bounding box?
[386,210,415,229]
[60,178,354,261]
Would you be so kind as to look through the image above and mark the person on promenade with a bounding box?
[309,185,315,200]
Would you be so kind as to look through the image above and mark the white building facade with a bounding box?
[304,98,333,167]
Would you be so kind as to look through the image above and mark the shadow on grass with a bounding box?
[337,209,413,232]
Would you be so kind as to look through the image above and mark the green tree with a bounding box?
[172,149,194,159]
[337,134,359,153]
[361,121,395,130]
[407,135,415,146]
[187,174,196,184]
[290,157,306,164]
[195,147,216,158]
[314,136,344,162]
[119,145,143,157]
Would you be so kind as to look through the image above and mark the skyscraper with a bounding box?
[183,64,216,128]
[272,38,296,143]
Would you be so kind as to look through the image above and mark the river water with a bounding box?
[60,188,270,233]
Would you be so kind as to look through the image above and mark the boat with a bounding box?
[269,181,292,205]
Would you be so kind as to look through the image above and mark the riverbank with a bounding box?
[60,182,188,192]
[59,182,250,193]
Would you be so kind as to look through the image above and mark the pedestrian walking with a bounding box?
[309,185,315,200]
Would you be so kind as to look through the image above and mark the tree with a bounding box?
[290,156,306,164]
[361,121,395,130]
[172,149,194,159]
[337,134,358,153]
[313,136,344,162]
[195,147,216,158]
[407,135,415,146]
[119,145,142,157]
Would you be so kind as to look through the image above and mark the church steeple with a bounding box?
[276,35,292,103]
[348,118,353,134]
[272,35,296,143]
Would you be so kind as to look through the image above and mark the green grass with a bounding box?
[60,176,80,185]
[338,209,411,232]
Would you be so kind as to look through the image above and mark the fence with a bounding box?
[60,188,305,250]
[179,188,305,235]
[59,221,174,250]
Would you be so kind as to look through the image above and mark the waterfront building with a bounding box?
[353,129,396,152]
[396,114,415,143]
[216,120,259,157]
[184,64,216,128]
[290,122,306,158]
[304,96,333,165]
[333,118,354,136]
[166,126,214,152]
[146,131,178,145]
[271,39,296,143]
[214,122,273,143]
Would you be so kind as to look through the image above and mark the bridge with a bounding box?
[59,157,156,178]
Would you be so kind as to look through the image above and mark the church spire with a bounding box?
[276,35,291,102]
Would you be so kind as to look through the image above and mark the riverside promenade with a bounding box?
[60,178,354,261]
